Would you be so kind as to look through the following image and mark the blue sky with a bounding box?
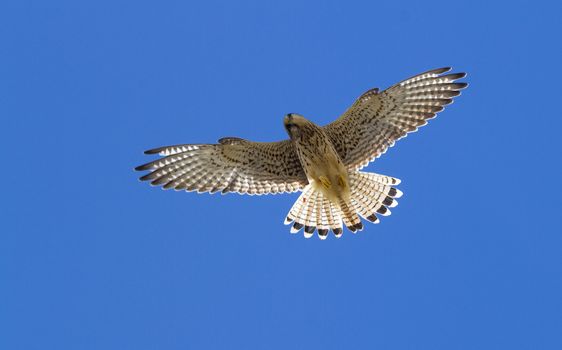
[2,0,562,349]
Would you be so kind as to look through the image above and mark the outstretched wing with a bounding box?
[135,138,307,195]
[324,67,468,170]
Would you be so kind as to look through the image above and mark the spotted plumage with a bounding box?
[136,67,467,239]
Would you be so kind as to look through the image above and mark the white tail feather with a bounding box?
[285,171,401,239]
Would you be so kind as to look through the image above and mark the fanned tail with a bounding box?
[284,171,402,239]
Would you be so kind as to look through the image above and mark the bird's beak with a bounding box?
[284,113,293,127]
[284,114,300,139]
[284,114,294,131]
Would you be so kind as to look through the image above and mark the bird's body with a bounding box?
[136,67,468,239]
[287,114,350,204]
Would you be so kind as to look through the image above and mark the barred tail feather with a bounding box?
[284,185,315,233]
[338,199,363,233]
[284,171,401,239]
[285,185,343,239]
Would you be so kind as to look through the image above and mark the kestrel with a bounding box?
[135,67,467,239]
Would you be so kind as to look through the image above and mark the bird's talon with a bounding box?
[338,175,347,189]
[319,176,332,189]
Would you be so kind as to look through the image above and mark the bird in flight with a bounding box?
[135,67,467,239]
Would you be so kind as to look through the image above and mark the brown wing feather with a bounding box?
[324,67,468,170]
[135,139,307,195]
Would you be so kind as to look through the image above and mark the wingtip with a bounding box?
[456,82,469,89]
[135,163,151,171]
[138,173,155,182]
[433,67,452,74]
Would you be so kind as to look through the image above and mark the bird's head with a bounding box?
[284,113,308,140]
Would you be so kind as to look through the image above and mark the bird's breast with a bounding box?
[295,132,350,203]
